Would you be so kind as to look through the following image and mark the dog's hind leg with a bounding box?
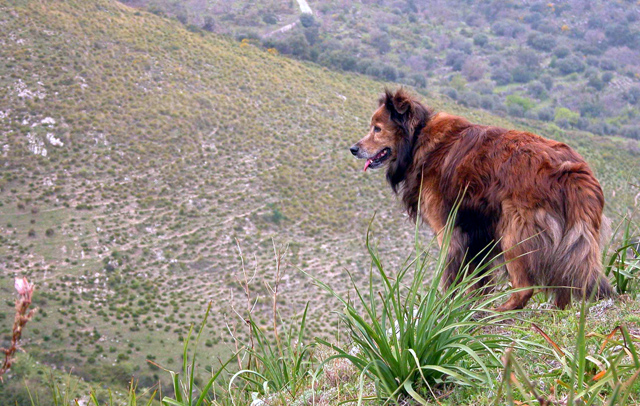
[495,205,535,311]
[495,253,534,311]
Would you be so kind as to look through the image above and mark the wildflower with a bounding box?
[1,277,37,380]
[14,277,34,298]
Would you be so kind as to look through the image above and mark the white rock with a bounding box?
[46,133,64,147]
[26,133,47,156]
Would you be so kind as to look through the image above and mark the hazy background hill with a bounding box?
[123,0,640,139]
[0,0,639,399]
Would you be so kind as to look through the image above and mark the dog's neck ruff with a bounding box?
[386,116,428,193]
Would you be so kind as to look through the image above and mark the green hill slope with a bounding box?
[124,0,640,139]
[0,0,639,395]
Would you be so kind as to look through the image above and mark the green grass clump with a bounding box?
[604,216,640,297]
[497,300,640,405]
[230,304,314,404]
[311,207,525,404]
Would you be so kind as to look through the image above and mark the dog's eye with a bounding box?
[373,126,381,133]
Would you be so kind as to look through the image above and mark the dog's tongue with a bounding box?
[363,158,373,172]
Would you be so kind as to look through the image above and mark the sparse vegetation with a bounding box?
[0,0,639,403]
[134,0,640,139]
[11,212,640,404]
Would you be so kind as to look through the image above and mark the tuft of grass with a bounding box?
[495,298,640,405]
[604,216,640,296]
[229,304,314,404]
[89,379,156,406]
[158,302,236,406]
[309,204,525,404]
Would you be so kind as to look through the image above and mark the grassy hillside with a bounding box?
[124,0,640,139]
[0,0,639,399]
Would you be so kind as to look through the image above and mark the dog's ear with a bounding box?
[381,88,412,117]
[392,89,412,115]
[382,88,430,135]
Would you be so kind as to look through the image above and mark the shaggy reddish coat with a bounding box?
[352,89,612,310]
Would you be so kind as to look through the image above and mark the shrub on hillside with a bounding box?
[588,121,619,136]
[318,50,357,71]
[303,25,320,45]
[262,14,277,25]
[458,90,482,108]
[537,106,555,121]
[235,31,260,41]
[524,109,538,120]
[516,48,540,67]
[605,22,639,49]
[449,38,472,54]
[554,107,580,127]
[511,65,535,83]
[445,50,467,71]
[370,31,391,55]
[527,80,547,99]
[585,56,600,68]
[410,73,427,88]
[380,65,398,81]
[625,86,640,105]
[449,73,467,91]
[473,33,488,47]
[491,67,512,85]
[492,21,524,38]
[540,74,554,90]
[621,126,640,140]
[480,95,496,110]
[443,87,459,100]
[533,20,557,34]
[473,80,495,94]
[462,58,486,81]
[553,47,571,58]
[527,33,557,51]
[587,76,605,91]
[507,103,525,117]
[299,13,315,28]
[202,16,215,31]
[600,59,617,71]
[286,32,311,59]
[364,64,381,78]
[523,11,543,25]
[584,66,599,79]
[555,55,585,75]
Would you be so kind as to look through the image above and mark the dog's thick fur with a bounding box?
[351,88,613,310]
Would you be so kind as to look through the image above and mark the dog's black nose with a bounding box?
[349,145,359,156]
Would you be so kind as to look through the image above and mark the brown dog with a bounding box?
[350,88,613,310]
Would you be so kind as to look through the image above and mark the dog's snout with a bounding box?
[349,145,359,156]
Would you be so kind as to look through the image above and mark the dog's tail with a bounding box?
[544,162,613,307]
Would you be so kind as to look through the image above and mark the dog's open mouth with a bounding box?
[363,147,391,172]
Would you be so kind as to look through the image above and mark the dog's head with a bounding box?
[350,88,430,191]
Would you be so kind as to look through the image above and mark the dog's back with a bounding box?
[419,117,612,309]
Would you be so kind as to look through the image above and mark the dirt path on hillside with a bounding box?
[265,0,312,38]
[296,0,312,14]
